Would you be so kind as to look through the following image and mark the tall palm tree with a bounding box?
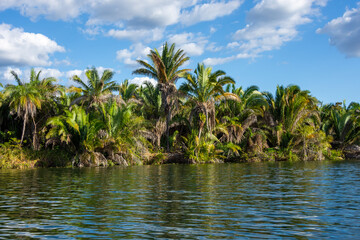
[71,67,119,109]
[5,73,42,146]
[133,42,190,151]
[179,63,238,139]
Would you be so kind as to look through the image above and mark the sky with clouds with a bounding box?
[0,0,359,103]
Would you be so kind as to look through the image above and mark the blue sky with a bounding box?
[0,0,359,104]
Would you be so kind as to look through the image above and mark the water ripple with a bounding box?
[1,161,360,239]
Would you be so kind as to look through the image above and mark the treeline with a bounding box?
[0,43,359,168]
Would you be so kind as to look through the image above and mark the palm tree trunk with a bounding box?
[32,116,38,150]
[166,109,170,152]
[20,111,28,145]
[205,110,209,134]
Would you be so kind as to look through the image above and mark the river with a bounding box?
[1,161,360,239]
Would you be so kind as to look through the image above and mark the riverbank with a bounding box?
[0,144,347,169]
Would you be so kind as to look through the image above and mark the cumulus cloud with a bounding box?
[1,67,22,83]
[0,23,65,67]
[116,43,151,67]
[168,32,208,56]
[233,0,326,55]
[204,0,327,65]
[66,69,83,79]
[129,77,157,86]
[317,3,360,57]
[107,28,164,42]
[1,0,239,28]
[0,0,82,21]
[181,0,243,25]
[34,68,63,79]
[203,53,251,66]
[206,42,223,52]
[86,0,190,28]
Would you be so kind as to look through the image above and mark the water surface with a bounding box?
[1,161,360,239]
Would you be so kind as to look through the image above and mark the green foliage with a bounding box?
[70,67,119,109]
[0,49,358,168]
[46,105,103,153]
[182,130,223,163]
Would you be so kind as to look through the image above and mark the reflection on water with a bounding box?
[1,161,360,239]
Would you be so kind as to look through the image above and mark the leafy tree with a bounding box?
[46,105,103,153]
[263,85,327,160]
[179,63,237,140]
[5,70,43,147]
[138,82,165,148]
[101,100,149,163]
[133,42,190,151]
[71,67,119,109]
[321,102,360,148]
[218,85,266,145]
[119,79,139,103]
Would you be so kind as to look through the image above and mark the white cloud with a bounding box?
[107,28,164,42]
[2,0,238,27]
[317,3,360,58]
[204,0,327,65]
[1,67,22,83]
[0,23,65,67]
[1,1,241,44]
[0,0,82,21]
[116,43,151,67]
[168,32,208,56]
[86,0,190,28]
[227,42,240,48]
[203,53,251,66]
[181,0,243,25]
[232,0,327,55]
[129,77,157,86]
[206,42,223,52]
[66,70,83,79]
[34,68,63,79]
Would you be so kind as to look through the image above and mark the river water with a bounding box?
[0,161,360,239]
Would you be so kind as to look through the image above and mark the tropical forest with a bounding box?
[0,43,359,169]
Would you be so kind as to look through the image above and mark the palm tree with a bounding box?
[218,85,267,144]
[71,67,119,109]
[133,42,190,151]
[262,85,327,159]
[179,63,238,140]
[46,105,103,153]
[138,81,165,148]
[100,100,148,163]
[321,102,360,148]
[119,79,139,103]
[5,74,42,146]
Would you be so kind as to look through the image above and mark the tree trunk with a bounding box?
[205,109,209,134]
[32,116,38,150]
[166,109,170,152]
[20,111,28,145]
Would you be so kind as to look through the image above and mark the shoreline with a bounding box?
[0,146,351,169]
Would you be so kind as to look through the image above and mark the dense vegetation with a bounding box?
[0,43,358,168]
